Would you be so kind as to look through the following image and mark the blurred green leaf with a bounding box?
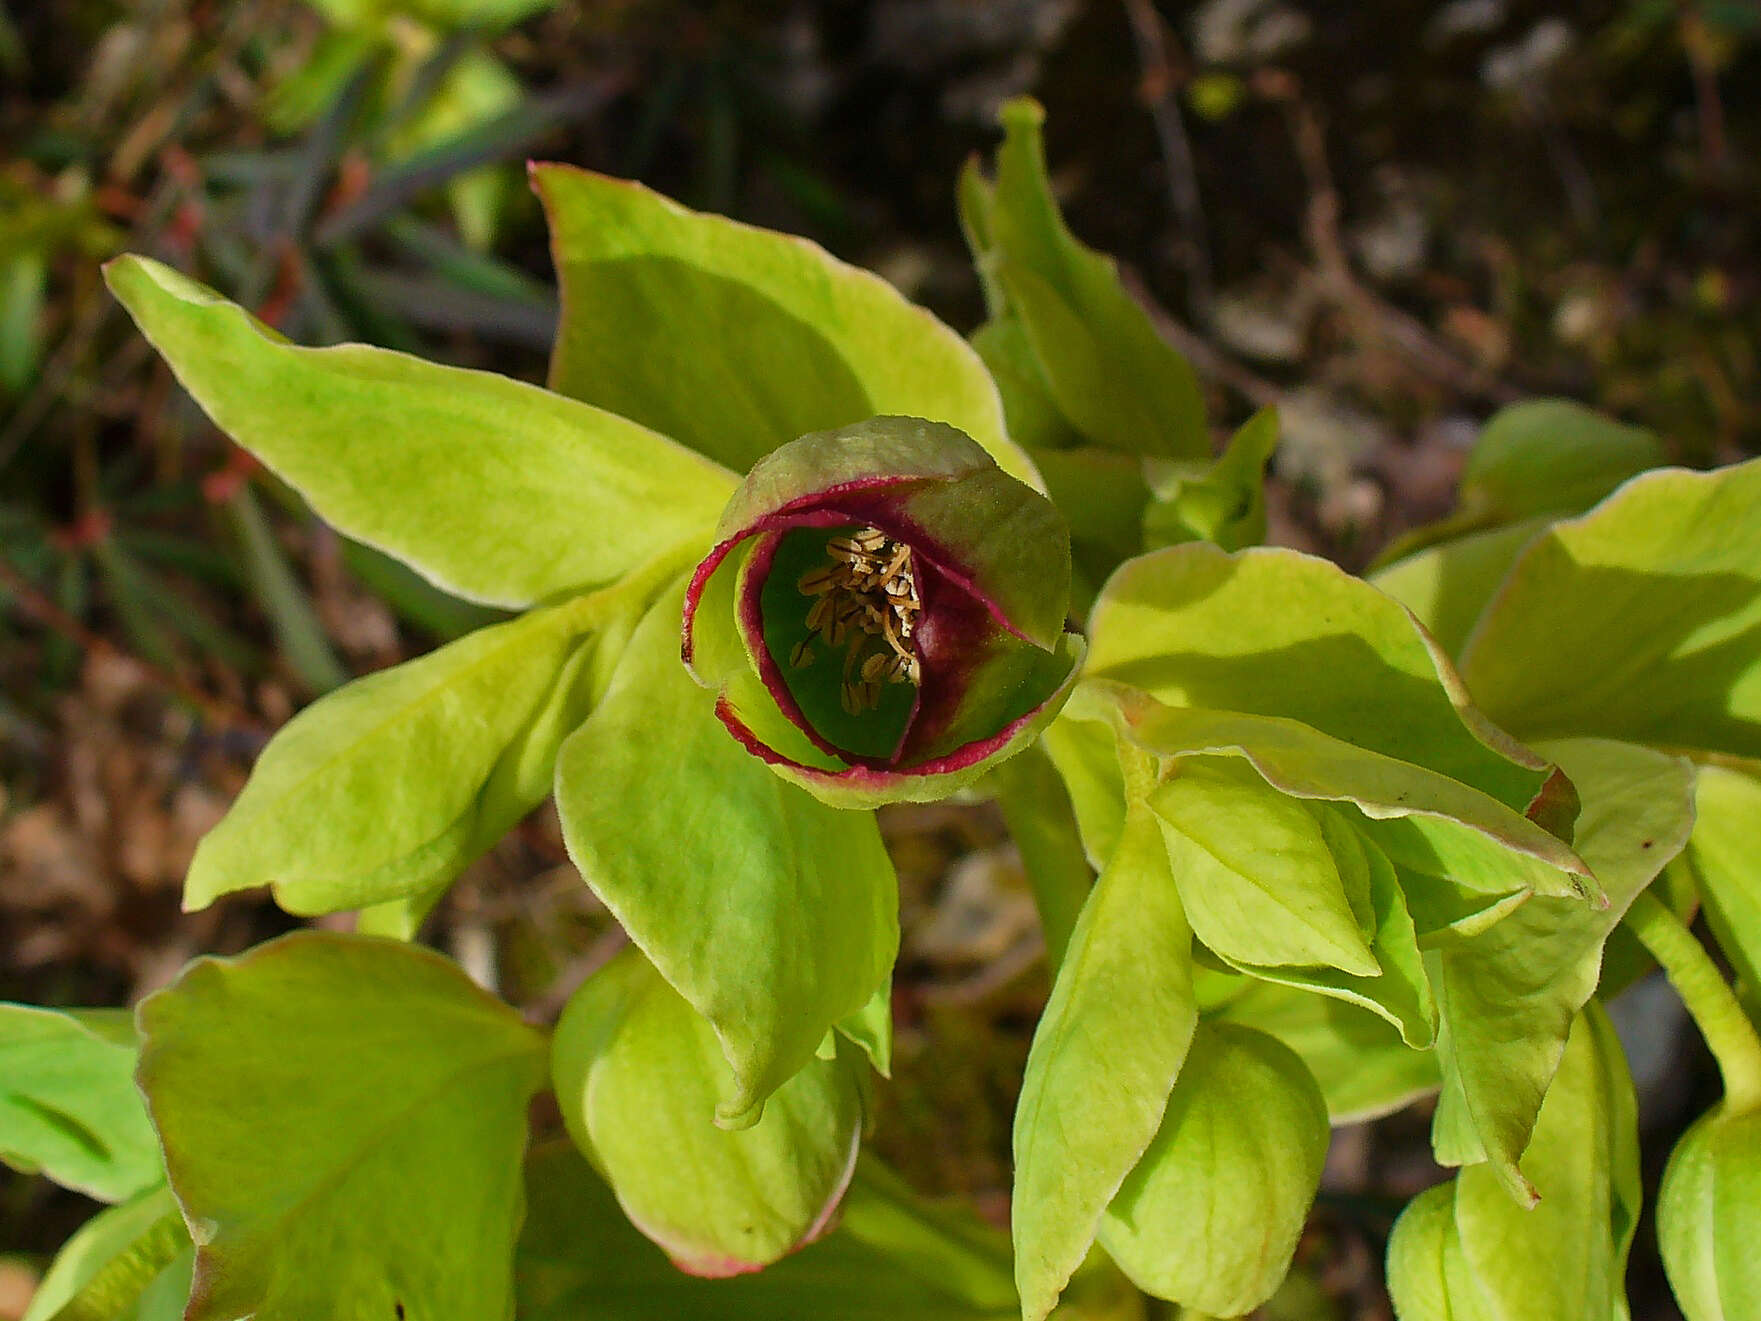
[227,485,348,695]
[0,248,46,395]
[1376,400,1664,565]
[21,1186,191,1321]
[0,1004,161,1203]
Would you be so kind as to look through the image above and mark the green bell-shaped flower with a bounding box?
[682,416,1083,808]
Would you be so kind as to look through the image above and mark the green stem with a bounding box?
[1624,889,1761,1113]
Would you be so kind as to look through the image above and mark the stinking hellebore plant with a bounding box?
[6,96,1761,1321]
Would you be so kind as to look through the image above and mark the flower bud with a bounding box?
[683,417,1082,808]
[1657,1104,1761,1321]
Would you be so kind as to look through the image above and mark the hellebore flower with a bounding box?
[683,416,1083,808]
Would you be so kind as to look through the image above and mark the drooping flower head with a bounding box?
[683,416,1082,807]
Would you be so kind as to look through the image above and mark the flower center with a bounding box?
[792,526,922,714]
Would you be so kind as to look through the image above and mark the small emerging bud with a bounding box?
[683,417,1082,808]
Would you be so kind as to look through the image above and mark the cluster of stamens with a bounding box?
[792,526,923,714]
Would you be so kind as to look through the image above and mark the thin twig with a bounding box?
[522,926,630,1024]
[1120,0,1213,323]
[1120,267,1282,409]
[1260,71,1523,406]
[0,554,266,733]
[919,933,1047,1007]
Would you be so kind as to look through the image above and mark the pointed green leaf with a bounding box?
[1460,458,1761,758]
[1459,400,1664,526]
[1142,407,1279,553]
[1657,1105,1761,1321]
[1149,759,1378,976]
[1217,982,1439,1122]
[22,1186,190,1321]
[1450,1004,1641,1321]
[557,580,899,1123]
[1086,543,1566,818]
[533,164,1035,486]
[970,319,1080,453]
[969,99,1207,460]
[1685,765,1761,1003]
[517,1142,1021,1320]
[1429,739,1692,1200]
[135,932,546,1321]
[1070,683,1592,900]
[1098,1023,1329,1317]
[1376,401,1663,568]
[553,949,863,1275]
[105,254,734,608]
[1220,807,1437,1047]
[186,546,689,916]
[1012,804,1198,1321]
[0,1004,160,1202]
